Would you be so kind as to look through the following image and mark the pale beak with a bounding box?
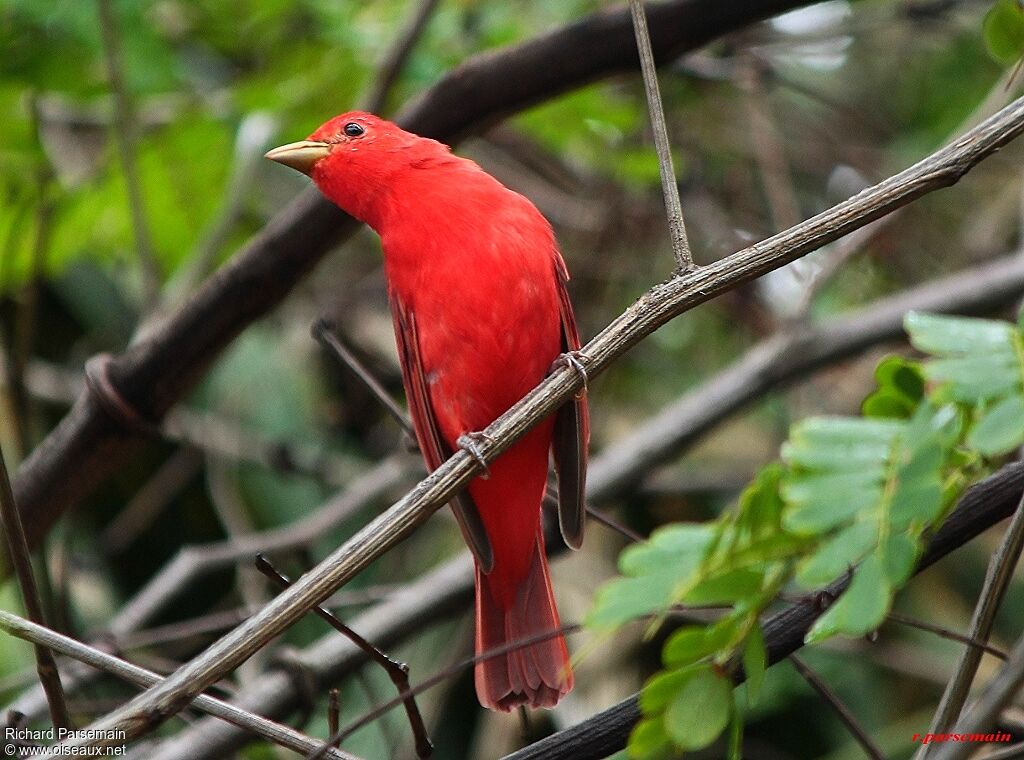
[264,140,331,176]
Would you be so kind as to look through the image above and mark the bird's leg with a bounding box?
[457,431,494,479]
[551,350,590,400]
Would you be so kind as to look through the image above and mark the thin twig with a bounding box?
[102,448,203,554]
[740,55,801,233]
[921,489,1024,754]
[361,0,442,114]
[316,623,583,760]
[95,0,161,304]
[628,0,693,272]
[0,610,359,760]
[313,319,414,437]
[931,628,1024,760]
[327,689,341,750]
[254,554,433,758]
[886,611,1008,661]
[790,655,886,760]
[108,455,408,636]
[0,443,71,729]
[40,94,1024,756]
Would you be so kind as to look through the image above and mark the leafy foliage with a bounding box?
[588,312,1024,758]
[984,0,1024,65]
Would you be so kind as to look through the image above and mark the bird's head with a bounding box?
[265,112,448,226]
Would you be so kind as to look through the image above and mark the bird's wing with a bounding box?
[552,256,589,549]
[391,293,495,572]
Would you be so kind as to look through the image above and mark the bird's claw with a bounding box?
[551,350,590,400]
[457,432,494,479]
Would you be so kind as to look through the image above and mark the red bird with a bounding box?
[266,113,588,711]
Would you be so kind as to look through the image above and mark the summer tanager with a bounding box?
[266,113,588,711]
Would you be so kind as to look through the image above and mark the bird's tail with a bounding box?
[474,528,573,711]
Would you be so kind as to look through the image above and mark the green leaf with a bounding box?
[925,355,1020,402]
[663,617,743,668]
[796,521,878,589]
[641,665,701,713]
[627,717,675,760]
[742,626,767,703]
[588,575,676,630]
[805,554,891,643]
[782,472,881,534]
[876,356,926,401]
[589,524,715,629]
[663,666,733,750]
[620,524,714,576]
[862,389,916,420]
[782,417,901,471]
[905,311,1017,354]
[968,394,1024,456]
[984,0,1024,64]
[864,356,926,419]
[880,533,919,586]
[683,568,764,605]
[727,708,743,760]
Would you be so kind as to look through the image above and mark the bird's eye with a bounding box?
[343,122,365,137]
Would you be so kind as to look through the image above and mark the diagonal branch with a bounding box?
[921,488,1024,751]
[628,0,693,271]
[39,91,1024,758]
[790,655,885,760]
[0,444,70,729]
[931,626,1024,760]
[0,610,359,760]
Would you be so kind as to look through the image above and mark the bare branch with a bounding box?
[95,0,161,304]
[0,443,70,729]
[921,489,1024,750]
[361,0,442,114]
[13,245,1024,733]
[254,555,432,758]
[628,0,693,271]
[931,627,1024,760]
[0,610,360,760]
[790,655,885,760]
[885,612,1008,662]
[313,320,414,437]
[40,92,1024,758]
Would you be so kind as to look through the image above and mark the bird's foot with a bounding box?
[457,432,494,479]
[551,350,590,399]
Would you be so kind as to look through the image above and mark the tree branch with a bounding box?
[0,610,360,760]
[38,90,1024,758]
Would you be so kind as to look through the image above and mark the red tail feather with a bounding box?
[474,529,573,711]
